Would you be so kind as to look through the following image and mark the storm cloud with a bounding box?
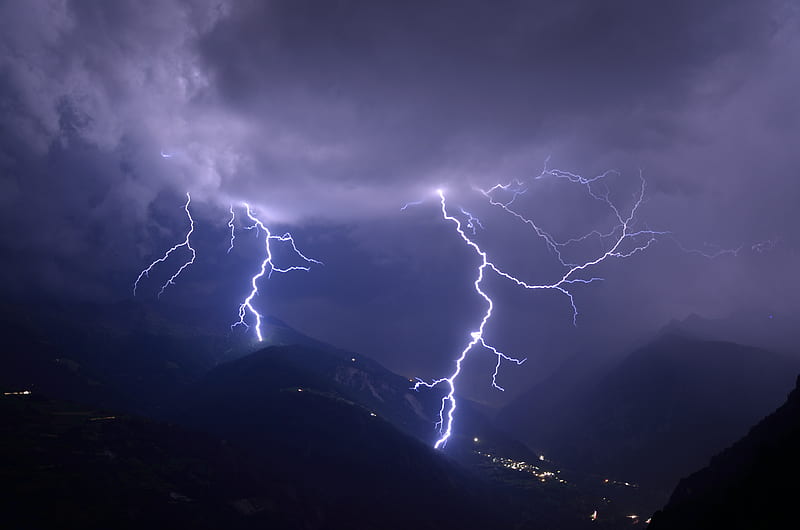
[2,0,800,401]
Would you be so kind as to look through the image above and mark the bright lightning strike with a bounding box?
[133,192,196,298]
[231,203,322,342]
[134,192,321,342]
[227,205,236,254]
[413,168,668,449]
[412,190,527,449]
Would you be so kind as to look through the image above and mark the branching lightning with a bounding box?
[133,192,196,298]
[752,238,778,253]
[231,203,322,342]
[412,189,527,449]
[134,190,321,344]
[412,167,669,449]
[460,207,484,235]
[482,168,669,324]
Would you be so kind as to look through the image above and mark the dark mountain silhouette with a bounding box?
[0,304,510,529]
[660,310,794,355]
[0,299,236,415]
[3,300,641,529]
[0,390,506,530]
[169,342,648,529]
[0,299,535,459]
[0,393,306,529]
[648,374,800,529]
[495,347,614,449]
[171,344,510,529]
[497,333,800,510]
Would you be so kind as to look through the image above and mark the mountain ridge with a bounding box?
[648,374,800,529]
[496,331,800,515]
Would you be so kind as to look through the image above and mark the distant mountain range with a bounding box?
[660,310,795,355]
[497,327,800,514]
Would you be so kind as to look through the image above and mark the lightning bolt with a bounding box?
[752,238,778,253]
[231,203,322,342]
[413,168,669,448]
[483,169,669,324]
[668,239,743,259]
[412,189,527,449]
[227,205,236,254]
[526,163,762,260]
[460,207,484,235]
[133,192,321,341]
[133,192,196,298]
[400,200,424,211]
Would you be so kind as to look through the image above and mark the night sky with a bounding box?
[2,1,800,404]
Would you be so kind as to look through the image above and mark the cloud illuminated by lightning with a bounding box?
[231,203,322,342]
[133,192,196,298]
[412,168,669,449]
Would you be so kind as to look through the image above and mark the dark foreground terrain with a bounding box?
[4,301,799,529]
[499,330,800,516]
[648,374,800,530]
[0,301,642,529]
[0,391,505,530]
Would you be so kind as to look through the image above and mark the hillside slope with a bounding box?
[648,374,800,529]
[498,334,800,494]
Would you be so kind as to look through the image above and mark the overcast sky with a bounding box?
[2,1,800,403]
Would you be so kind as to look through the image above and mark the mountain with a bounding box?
[172,342,654,529]
[497,333,800,506]
[660,310,796,355]
[0,298,534,459]
[648,374,800,529]
[0,390,507,530]
[0,299,238,415]
[171,344,511,529]
[0,304,509,529]
[0,300,657,528]
[0,392,304,529]
[494,347,615,451]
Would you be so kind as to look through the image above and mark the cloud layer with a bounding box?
[2,1,800,399]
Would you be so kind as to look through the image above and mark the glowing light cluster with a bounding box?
[412,167,668,448]
[603,477,638,488]
[477,451,567,484]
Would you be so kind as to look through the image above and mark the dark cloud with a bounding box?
[193,0,785,215]
[2,0,800,402]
